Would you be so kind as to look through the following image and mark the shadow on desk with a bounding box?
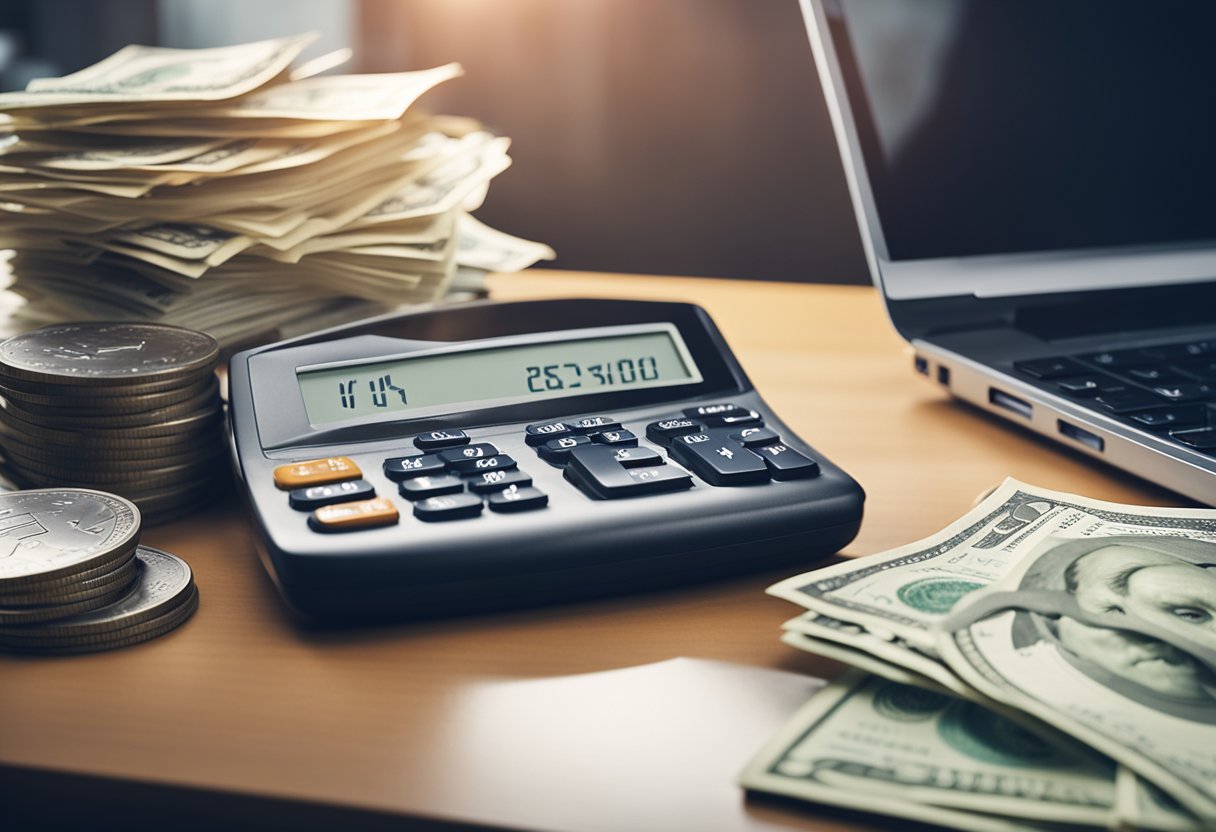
[1,766,498,832]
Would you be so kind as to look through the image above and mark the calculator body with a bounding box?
[227,299,864,621]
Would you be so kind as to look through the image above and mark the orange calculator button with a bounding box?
[310,497,399,531]
[273,456,362,490]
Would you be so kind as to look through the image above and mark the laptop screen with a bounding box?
[827,0,1216,262]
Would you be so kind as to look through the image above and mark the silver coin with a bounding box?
[0,404,222,440]
[0,386,219,429]
[0,323,218,387]
[0,367,217,398]
[0,578,137,624]
[1,375,218,415]
[2,441,222,476]
[0,423,226,454]
[0,587,198,652]
[0,546,193,637]
[0,552,138,607]
[0,489,140,585]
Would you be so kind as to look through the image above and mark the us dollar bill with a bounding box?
[928,487,1216,823]
[767,478,1216,652]
[740,671,1134,831]
[0,34,314,108]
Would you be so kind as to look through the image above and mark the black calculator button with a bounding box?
[383,454,445,481]
[668,433,769,486]
[568,416,621,433]
[646,418,703,444]
[591,429,638,446]
[467,469,533,494]
[413,430,470,450]
[704,409,763,427]
[565,446,692,499]
[413,493,484,521]
[731,426,780,448]
[608,446,662,468]
[487,486,549,513]
[538,435,592,463]
[437,443,500,463]
[683,403,745,420]
[289,479,375,511]
[445,453,518,476]
[397,474,465,500]
[752,443,820,480]
[525,421,573,445]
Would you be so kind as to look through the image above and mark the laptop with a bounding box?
[801,0,1216,505]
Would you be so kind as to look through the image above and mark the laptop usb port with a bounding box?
[1058,420,1104,451]
[988,388,1032,419]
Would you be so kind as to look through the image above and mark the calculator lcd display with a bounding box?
[296,328,701,425]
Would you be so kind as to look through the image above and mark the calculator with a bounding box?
[227,298,864,621]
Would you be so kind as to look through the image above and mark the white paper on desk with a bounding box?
[419,658,825,832]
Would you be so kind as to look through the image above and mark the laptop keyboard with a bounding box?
[1013,338,1216,454]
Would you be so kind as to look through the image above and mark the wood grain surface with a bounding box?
[0,272,1187,832]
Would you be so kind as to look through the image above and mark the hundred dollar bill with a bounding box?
[768,478,1216,652]
[0,34,314,108]
[779,628,952,694]
[782,611,977,697]
[932,489,1216,823]
[455,214,555,272]
[740,672,1132,831]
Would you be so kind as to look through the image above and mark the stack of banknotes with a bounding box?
[742,479,1216,832]
[0,34,553,348]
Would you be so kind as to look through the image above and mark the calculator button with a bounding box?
[646,418,704,444]
[608,446,663,468]
[413,430,470,450]
[487,485,549,513]
[703,409,763,428]
[591,429,638,446]
[467,469,533,494]
[274,456,361,490]
[309,497,399,532]
[668,433,769,486]
[413,492,484,521]
[397,474,465,500]
[525,421,573,445]
[568,416,621,433]
[731,426,781,448]
[683,403,746,420]
[752,443,820,480]
[538,435,592,463]
[289,478,375,511]
[565,445,693,499]
[437,443,500,463]
[446,453,518,476]
[383,453,445,481]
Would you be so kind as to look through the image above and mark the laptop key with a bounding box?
[1126,406,1208,431]
[1081,349,1158,369]
[1091,387,1169,413]
[1171,428,1216,450]
[1056,375,1111,397]
[1152,383,1216,403]
[1175,360,1216,382]
[1143,341,1216,361]
[1125,366,1190,384]
[1013,357,1087,379]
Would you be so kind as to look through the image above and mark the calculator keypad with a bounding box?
[287,405,814,528]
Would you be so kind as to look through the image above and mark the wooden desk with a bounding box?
[0,272,1187,832]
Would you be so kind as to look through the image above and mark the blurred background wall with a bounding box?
[0,0,869,284]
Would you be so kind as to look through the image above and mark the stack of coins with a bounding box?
[0,322,224,524]
[0,489,197,654]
